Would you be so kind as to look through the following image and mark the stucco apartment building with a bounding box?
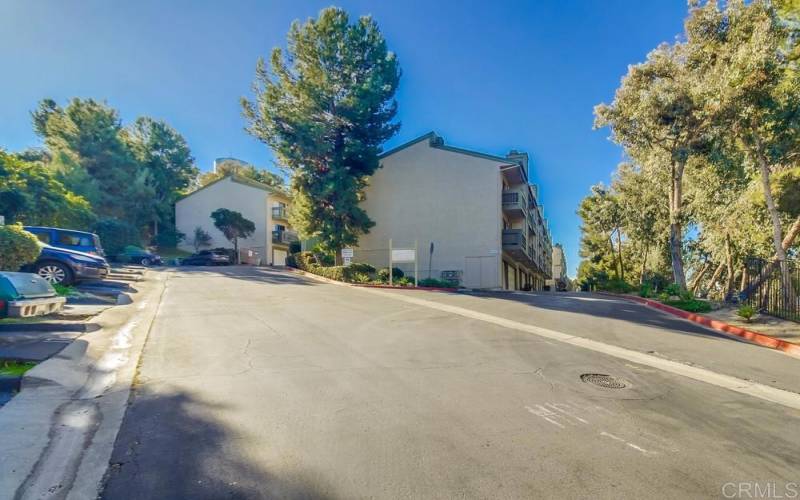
[356,132,553,290]
[551,243,569,291]
[175,175,297,266]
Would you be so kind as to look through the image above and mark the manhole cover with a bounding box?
[580,373,627,389]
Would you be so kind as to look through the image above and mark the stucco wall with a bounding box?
[175,177,268,255]
[356,140,503,288]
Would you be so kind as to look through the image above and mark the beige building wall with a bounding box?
[357,139,505,288]
[175,177,269,258]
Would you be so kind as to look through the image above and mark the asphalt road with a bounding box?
[101,266,800,499]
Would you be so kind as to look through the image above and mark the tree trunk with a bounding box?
[689,261,711,295]
[639,244,649,285]
[608,237,619,280]
[724,234,736,300]
[616,228,625,282]
[739,264,749,293]
[705,262,726,298]
[668,160,687,290]
[750,132,791,304]
[334,248,342,266]
[233,237,239,264]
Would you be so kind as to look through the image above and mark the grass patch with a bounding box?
[0,360,36,377]
[663,299,712,313]
[52,283,75,296]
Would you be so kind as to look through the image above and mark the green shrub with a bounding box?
[0,224,41,271]
[291,251,317,271]
[154,226,185,248]
[737,304,756,322]
[598,278,633,293]
[377,267,404,282]
[395,276,414,286]
[664,283,682,297]
[639,282,652,298]
[663,298,712,313]
[348,262,376,275]
[418,278,454,288]
[350,272,372,284]
[93,218,140,255]
[311,265,345,281]
[679,289,694,301]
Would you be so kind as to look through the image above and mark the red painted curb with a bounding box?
[601,292,800,357]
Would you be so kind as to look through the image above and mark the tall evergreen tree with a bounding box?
[242,7,401,262]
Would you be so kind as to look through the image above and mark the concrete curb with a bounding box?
[0,321,100,333]
[599,292,800,358]
[284,267,459,292]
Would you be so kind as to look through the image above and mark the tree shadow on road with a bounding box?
[461,291,754,344]
[161,266,320,287]
[101,388,333,500]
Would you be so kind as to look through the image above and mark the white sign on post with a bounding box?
[343,256,352,266]
[341,248,354,258]
[391,249,416,263]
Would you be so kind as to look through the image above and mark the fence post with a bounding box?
[389,238,393,286]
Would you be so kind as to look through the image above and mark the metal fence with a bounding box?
[742,257,800,322]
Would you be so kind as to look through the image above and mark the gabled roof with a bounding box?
[179,174,290,201]
[379,131,521,165]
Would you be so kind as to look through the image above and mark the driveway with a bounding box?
[102,266,800,499]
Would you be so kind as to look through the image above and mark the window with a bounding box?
[34,232,51,244]
[57,232,91,246]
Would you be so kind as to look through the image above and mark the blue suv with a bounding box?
[23,226,105,256]
[21,244,110,286]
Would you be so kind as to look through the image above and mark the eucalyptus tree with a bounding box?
[684,0,800,299]
[577,184,625,281]
[242,7,401,263]
[595,43,710,290]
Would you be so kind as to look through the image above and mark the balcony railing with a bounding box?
[502,229,527,251]
[271,206,288,220]
[272,230,298,245]
[502,190,526,219]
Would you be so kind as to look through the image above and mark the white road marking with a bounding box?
[545,403,589,424]
[525,405,565,428]
[361,288,800,411]
[600,431,653,455]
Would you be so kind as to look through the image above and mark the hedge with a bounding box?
[0,224,41,271]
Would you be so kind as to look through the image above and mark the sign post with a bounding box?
[342,248,354,267]
[388,239,393,286]
[414,240,419,287]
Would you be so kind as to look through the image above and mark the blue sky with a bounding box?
[0,0,689,276]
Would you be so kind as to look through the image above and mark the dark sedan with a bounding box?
[181,250,231,266]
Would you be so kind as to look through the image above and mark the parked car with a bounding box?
[23,226,105,256]
[21,244,110,285]
[181,250,231,266]
[111,247,163,266]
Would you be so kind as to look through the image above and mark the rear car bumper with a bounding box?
[8,296,66,318]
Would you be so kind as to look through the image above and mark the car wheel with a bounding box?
[36,261,74,285]
[140,257,151,266]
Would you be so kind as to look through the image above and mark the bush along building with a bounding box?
[355,132,553,290]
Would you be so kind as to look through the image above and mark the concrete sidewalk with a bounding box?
[0,271,166,500]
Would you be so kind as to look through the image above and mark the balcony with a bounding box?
[502,229,528,262]
[271,206,288,220]
[272,230,298,245]
[502,190,526,220]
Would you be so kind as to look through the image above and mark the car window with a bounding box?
[34,232,51,244]
[57,232,92,246]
